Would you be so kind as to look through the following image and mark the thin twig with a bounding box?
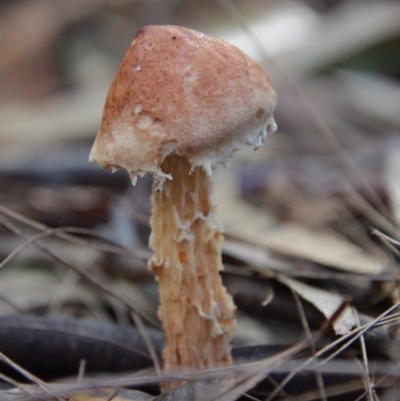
[372,228,400,256]
[353,306,374,401]
[319,302,400,366]
[0,226,66,269]
[77,360,86,384]
[265,300,400,400]
[243,393,262,401]
[131,311,162,375]
[0,215,159,327]
[342,182,400,239]
[0,204,149,260]
[292,290,327,401]
[265,300,349,401]
[0,352,65,401]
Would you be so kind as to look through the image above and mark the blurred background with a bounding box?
[1,0,400,232]
[1,0,400,397]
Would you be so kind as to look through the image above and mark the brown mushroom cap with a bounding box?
[89,25,277,182]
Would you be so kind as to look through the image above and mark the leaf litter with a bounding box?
[1,0,400,400]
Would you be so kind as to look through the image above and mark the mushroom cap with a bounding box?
[90,25,277,182]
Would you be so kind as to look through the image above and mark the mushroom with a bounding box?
[90,25,277,374]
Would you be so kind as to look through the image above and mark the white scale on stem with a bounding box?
[149,155,236,371]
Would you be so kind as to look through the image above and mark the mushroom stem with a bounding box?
[149,155,236,373]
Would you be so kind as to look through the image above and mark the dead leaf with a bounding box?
[285,0,400,76]
[0,269,102,315]
[338,71,400,126]
[0,269,60,313]
[278,275,355,335]
[0,84,108,146]
[222,239,288,274]
[69,388,153,401]
[215,167,386,275]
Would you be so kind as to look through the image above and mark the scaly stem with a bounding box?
[149,155,236,372]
